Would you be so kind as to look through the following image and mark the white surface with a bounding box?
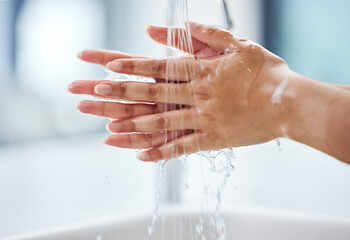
[8,206,350,240]
[1,136,350,239]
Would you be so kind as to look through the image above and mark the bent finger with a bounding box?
[94,82,193,105]
[189,22,244,53]
[106,58,199,82]
[147,25,218,58]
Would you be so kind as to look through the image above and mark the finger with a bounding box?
[77,100,159,119]
[94,82,193,105]
[138,132,206,161]
[107,109,200,133]
[68,80,151,103]
[77,49,145,66]
[189,21,244,53]
[106,58,198,81]
[146,25,218,58]
[104,130,190,149]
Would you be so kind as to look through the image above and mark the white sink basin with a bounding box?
[13,206,350,240]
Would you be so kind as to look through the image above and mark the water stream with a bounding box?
[105,1,237,239]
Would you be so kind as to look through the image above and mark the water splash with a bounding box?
[148,160,166,235]
[197,148,235,239]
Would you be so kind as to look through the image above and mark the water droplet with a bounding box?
[148,223,154,235]
[104,175,110,184]
[276,138,282,152]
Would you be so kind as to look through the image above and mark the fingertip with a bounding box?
[107,121,123,133]
[146,25,167,43]
[67,80,85,94]
[77,49,103,63]
[67,83,74,93]
[77,51,83,59]
[106,61,123,72]
[77,49,91,60]
[94,83,112,95]
[76,100,90,113]
[138,151,151,161]
[105,122,112,132]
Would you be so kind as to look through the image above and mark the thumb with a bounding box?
[188,21,243,53]
[146,25,211,55]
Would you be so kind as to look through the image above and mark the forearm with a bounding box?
[284,72,350,164]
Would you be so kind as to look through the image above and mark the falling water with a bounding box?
[146,0,236,238]
[104,0,237,239]
[148,160,166,235]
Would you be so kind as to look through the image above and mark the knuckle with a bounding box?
[147,85,160,99]
[173,143,185,156]
[206,27,217,37]
[154,103,164,113]
[129,62,137,72]
[124,120,135,131]
[125,134,132,145]
[101,52,108,65]
[195,92,210,101]
[118,83,127,97]
[155,115,167,129]
[201,112,216,124]
[193,83,210,101]
[144,134,153,147]
[151,61,164,76]
[124,104,134,117]
[195,64,212,78]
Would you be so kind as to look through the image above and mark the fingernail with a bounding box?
[138,152,151,161]
[67,83,74,92]
[108,122,123,132]
[77,100,88,108]
[77,51,83,59]
[107,61,123,71]
[77,100,91,113]
[95,84,112,95]
[68,81,84,93]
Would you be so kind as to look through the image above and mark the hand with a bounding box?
[70,22,294,162]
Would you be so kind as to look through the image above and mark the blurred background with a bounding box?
[0,0,350,238]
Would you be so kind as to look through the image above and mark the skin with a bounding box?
[68,22,350,164]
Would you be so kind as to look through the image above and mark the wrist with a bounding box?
[282,72,331,152]
[263,66,297,139]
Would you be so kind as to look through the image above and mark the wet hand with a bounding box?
[78,23,294,161]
